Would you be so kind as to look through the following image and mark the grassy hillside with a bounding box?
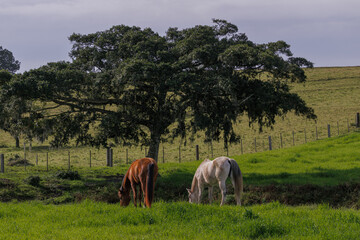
[0,67,359,165]
[1,131,360,208]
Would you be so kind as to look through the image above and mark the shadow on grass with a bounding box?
[244,167,360,186]
[242,167,360,208]
[155,169,194,202]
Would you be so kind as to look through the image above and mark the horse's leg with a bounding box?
[131,183,137,207]
[218,180,227,206]
[138,185,143,207]
[208,186,213,204]
[140,177,146,208]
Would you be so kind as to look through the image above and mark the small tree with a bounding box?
[0,47,21,147]
[0,46,20,73]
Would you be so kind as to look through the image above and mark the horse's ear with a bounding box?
[186,188,192,195]
[119,186,124,193]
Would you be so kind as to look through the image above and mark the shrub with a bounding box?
[54,171,81,180]
[25,176,41,187]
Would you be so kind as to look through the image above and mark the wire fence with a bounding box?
[1,113,359,172]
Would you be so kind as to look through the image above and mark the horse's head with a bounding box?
[118,187,131,207]
[187,188,197,204]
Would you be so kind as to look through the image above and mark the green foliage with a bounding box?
[0,70,12,85]
[0,46,20,73]
[54,170,81,180]
[25,176,41,187]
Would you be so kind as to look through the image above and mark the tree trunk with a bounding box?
[146,131,161,162]
[15,136,20,148]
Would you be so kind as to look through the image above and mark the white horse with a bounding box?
[187,156,243,206]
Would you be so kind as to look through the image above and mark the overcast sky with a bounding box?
[1,0,359,72]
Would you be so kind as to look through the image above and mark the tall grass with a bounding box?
[0,200,360,239]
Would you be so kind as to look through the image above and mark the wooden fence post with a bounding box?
[179,145,181,163]
[328,124,331,138]
[356,113,360,128]
[316,126,318,140]
[268,136,272,150]
[1,154,4,173]
[110,148,113,167]
[106,148,109,166]
[254,137,257,152]
[163,146,165,163]
[240,138,243,155]
[347,119,350,132]
[292,131,295,146]
[46,152,49,172]
[126,148,129,164]
[304,128,307,143]
[106,148,111,167]
[89,150,92,168]
[36,153,38,166]
[196,145,199,160]
[280,133,283,148]
[68,151,71,171]
[24,142,26,171]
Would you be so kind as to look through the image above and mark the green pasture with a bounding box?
[0,66,360,239]
[1,200,360,239]
[1,131,360,207]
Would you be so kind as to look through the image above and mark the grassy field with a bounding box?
[1,200,360,239]
[0,66,360,239]
[0,67,359,166]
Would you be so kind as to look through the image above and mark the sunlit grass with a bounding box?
[0,200,360,239]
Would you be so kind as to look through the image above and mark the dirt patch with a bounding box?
[7,154,33,166]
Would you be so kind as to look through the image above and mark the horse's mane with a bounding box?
[190,174,198,192]
[121,170,131,193]
[190,159,210,192]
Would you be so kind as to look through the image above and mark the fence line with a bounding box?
[0,113,359,172]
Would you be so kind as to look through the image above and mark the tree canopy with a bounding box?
[0,46,20,73]
[2,19,316,160]
[0,47,23,147]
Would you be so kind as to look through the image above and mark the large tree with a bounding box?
[0,46,20,73]
[3,20,316,161]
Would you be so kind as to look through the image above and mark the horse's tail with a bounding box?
[145,162,156,208]
[228,159,243,206]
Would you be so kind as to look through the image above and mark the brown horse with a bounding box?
[118,158,158,208]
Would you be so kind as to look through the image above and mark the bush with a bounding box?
[7,154,33,166]
[25,176,41,187]
[54,171,81,180]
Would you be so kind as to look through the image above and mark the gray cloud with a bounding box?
[0,0,359,72]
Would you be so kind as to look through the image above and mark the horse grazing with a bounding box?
[118,157,158,208]
[187,156,243,206]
